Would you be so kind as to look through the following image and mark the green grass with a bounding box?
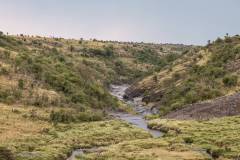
[0,104,211,160]
[0,104,151,160]
[148,116,240,159]
[78,138,210,160]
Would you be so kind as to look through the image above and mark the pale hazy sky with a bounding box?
[0,0,239,45]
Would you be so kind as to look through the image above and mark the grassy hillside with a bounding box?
[0,34,190,113]
[126,35,240,116]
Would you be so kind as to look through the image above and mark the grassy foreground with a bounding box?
[0,103,151,160]
[78,138,210,160]
[0,103,211,160]
[148,116,240,159]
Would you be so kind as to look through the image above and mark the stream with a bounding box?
[67,84,162,160]
[109,84,162,138]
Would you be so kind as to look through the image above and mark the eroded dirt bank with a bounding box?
[164,92,240,120]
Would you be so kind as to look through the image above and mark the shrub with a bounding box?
[153,74,158,82]
[3,50,11,59]
[77,111,103,122]
[0,67,9,75]
[211,149,224,159]
[71,91,86,103]
[49,110,103,123]
[0,88,22,104]
[215,37,223,43]
[223,75,238,87]
[50,110,75,123]
[183,137,194,144]
[0,147,14,160]
[69,45,74,52]
[172,72,181,81]
[18,79,24,89]
[170,101,184,111]
[205,66,226,78]
[185,90,199,104]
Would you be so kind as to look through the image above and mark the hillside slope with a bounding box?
[125,35,240,118]
[0,34,190,112]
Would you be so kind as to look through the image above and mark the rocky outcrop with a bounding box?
[124,85,146,100]
[164,92,240,120]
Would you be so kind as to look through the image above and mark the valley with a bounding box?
[1,33,240,160]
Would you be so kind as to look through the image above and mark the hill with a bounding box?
[0,33,190,113]
[125,35,240,118]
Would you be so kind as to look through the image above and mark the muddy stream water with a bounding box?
[67,84,162,160]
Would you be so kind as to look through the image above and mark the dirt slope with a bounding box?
[164,92,240,120]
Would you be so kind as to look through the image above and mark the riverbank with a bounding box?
[67,84,162,159]
[109,84,162,138]
[67,85,210,160]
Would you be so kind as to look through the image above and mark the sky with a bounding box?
[0,0,239,45]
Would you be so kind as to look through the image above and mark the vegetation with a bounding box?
[79,139,209,160]
[148,116,240,159]
[128,35,240,115]
[222,75,238,87]
[0,33,192,159]
[0,33,188,111]
[0,104,151,160]
[1,32,240,159]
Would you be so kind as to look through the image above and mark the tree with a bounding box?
[207,40,211,45]
[69,45,74,52]
[0,31,3,36]
[215,37,223,43]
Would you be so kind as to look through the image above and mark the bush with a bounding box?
[71,91,86,103]
[0,147,14,160]
[215,37,223,43]
[223,75,238,87]
[0,67,9,75]
[211,148,224,159]
[205,66,226,78]
[185,90,199,104]
[3,50,10,59]
[50,110,104,123]
[0,88,22,104]
[77,111,103,122]
[153,74,158,82]
[88,46,114,57]
[170,101,184,111]
[183,137,194,144]
[18,79,24,89]
[172,72,181,81]
[50,110,75,123]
